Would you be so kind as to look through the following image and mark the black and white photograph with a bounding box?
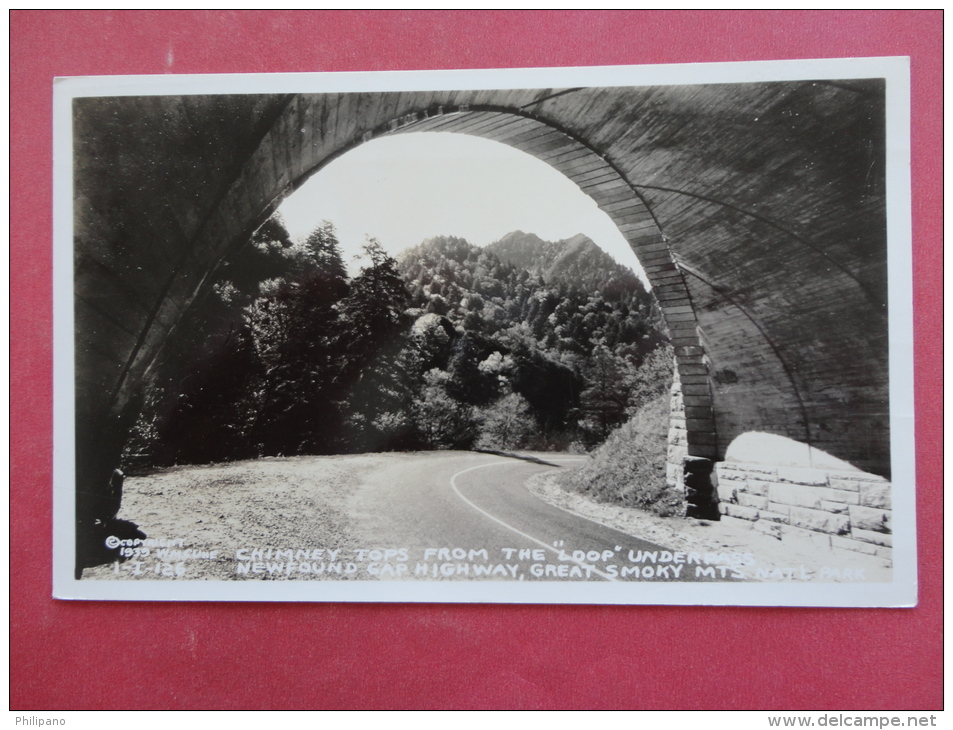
[53,58,915,605]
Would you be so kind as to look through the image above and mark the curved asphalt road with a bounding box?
[346,451,707,583]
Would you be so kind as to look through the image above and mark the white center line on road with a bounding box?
[449,460,618,582]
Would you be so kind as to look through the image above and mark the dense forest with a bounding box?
[123,217,673,470]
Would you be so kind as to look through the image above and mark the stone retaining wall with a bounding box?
[715,461,892,559]
[666,368,688,490]
[665,369,721,520]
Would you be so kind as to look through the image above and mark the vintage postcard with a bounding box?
[52,58,915,605]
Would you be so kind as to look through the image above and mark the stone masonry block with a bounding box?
[686,418,717,433]
[767,483,825,509]
[674,345,705,357]
[688,442,718,459]
[819,500,850,514]
[670,334,702,348]
[667,445,687,464]
[745,480,773,496]
[722,503,760,521]
[677,363,708,377]
[665,461,681,483]
[688,431,718,450]
[767,483,858,510]
[859,482,892,509]
[731,464,779,480]
[767,482,808,507]
[828,470,889,484]
[737,492,769,510]
[766,502,791,516]
[828,478,862,492]
[788,506,850,535]
[717,483,738,503]
[777,466,830,486]
[667,311,698,323]
[646,263,683,280]
[681,384,711,396]
[827,489,861,505]
[759,510,790,524]
[851,528,892,548]
[714,467,748,482]
[848,505,891,533]
[648,262,679,275]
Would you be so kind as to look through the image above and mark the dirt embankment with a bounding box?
[83,455,387,581]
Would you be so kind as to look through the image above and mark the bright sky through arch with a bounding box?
[276,132,648,285]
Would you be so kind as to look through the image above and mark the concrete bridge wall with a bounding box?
[72,81,889,528]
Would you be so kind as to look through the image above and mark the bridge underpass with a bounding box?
[71,79,890,569]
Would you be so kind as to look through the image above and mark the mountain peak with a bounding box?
[486,231,645,299]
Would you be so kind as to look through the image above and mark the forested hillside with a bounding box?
[486,230,646,302]
[123,218,672,469]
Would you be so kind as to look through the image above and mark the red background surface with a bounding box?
[10,11,942,710]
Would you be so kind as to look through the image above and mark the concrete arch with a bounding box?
[72,81,889,530]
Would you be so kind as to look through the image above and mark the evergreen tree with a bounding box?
[299,220,347,281]
[577,344,632,444]
[336,240,415,452]
[242,223,350,455]
[340,239,409,348]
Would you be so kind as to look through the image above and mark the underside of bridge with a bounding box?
[72,80,889,554]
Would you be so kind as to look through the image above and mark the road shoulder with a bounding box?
[525,467,893,583]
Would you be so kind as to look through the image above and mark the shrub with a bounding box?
[474,392,536,450]
[558,393,683,517]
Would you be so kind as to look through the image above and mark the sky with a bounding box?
[276,132,648,284]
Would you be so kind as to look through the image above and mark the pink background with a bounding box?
[10,11,942,710]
